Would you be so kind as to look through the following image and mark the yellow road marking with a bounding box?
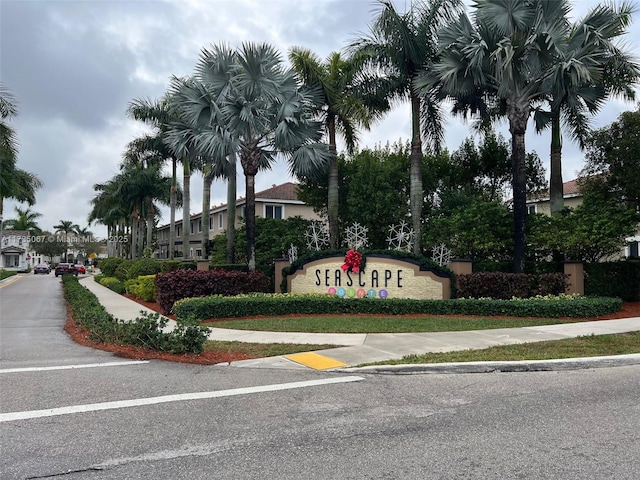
[285,352,348,370]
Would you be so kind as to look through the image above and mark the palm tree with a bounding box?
[349,0,463,254]
[186,42,331,270]
[421,0,570,272]
[537,2,640,216]
[54,220,79,262]
[127,97,181,258]
[163,53,239,262]
[288,48,388,248]
[89,178,130,257]
[3,206,42,234]
[116,162,173,259]
[0,84,43,238]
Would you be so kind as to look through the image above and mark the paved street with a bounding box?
[2,274,640,479]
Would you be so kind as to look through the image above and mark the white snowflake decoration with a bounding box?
[287,244,298,263]
[431,243,452,267]
[344,222,369,250]
[386,221,415,252]
[304,221,329,251]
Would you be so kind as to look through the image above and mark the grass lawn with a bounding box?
[205,315,589,333]
[363,331,640,365]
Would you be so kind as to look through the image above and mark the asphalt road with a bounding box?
[2,274,639,479]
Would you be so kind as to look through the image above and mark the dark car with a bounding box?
[33,264,51,274]
[54,263,78,277]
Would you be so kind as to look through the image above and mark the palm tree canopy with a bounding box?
[3,205,42,233]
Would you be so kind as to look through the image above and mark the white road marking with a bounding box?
[0,376,364,423]
[0,360,149,374]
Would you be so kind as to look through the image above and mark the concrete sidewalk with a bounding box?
[79,276,640,373]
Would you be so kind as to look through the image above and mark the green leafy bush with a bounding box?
[63,276,208,354]
[585,260,640,301]
[99,276,126,294]
[98,257,124,277]
[93,274,105,284]
[124,275,157,302]
[173,292,621,322]
[455,272,568,299]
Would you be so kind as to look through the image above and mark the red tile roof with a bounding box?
[255,182,300,201]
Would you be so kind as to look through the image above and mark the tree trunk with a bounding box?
[245,172,256,271]
[130,212,138,260]
[409,93,423,255]
[509,105,529,274]
[169,159,177,259]
[201,171,212,260]
[146,197,154,257]
[182,157,191,259]
[226,153,237,265]
[549,112,564,216]
[327,114,340,249]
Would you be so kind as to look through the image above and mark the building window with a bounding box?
[265,204,283,219]
[198,219,202,232]
[527,205,536,215]
[209,216,213,231]
[177,226,181,237]
[196,249,202,258]
[218,213,224,229]
[190,222,194,235]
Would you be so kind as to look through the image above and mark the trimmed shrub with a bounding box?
[455,272,568,299]
[585,260,640,301]
[124,275,157,302]
[99,276,126,294]
[155,269,271,314]
[93,274,105,284]
[98,257,124,277]
[173,293,622,322]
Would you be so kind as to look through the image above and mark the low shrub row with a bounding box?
[455,272,568,299]
[0,270,18,281]
[173,292,622,322]
[155,269,271,314]
[62,275,208,354]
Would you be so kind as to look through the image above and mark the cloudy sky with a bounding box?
[1,0,636,237]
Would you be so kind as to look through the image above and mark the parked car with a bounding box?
[75,264,86,274]
[54,263,78,277]
[33,264,51,274]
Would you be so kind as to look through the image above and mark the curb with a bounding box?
[338,353,640,375]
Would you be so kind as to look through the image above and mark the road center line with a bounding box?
[0,376,364,423]
[0,360,149,374]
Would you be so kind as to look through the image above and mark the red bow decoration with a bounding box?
[341,249,362,273]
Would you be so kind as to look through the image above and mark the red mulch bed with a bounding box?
[65,295,640,366]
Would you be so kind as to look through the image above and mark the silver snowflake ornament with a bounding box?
[386,220,415,252]
[431,243,452,267]
[287,244,298,263]
[344,222,369,250]
[304,221,329,251]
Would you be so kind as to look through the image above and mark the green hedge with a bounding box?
[173,293,622,322]
[62,275,208,354]
[99,276,126,294]
[585,260,640,301]
[0,270,18,281]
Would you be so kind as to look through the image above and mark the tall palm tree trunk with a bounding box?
[182,158,191,259]
[130,213,138,260]
[549,112,564,216]
[242,154,259,270]
[146,198,154,257]
[409,94,423,255]
[169,159,177,259]
[509,107,529,274]
[226,153,237,265]
[327,115,340,249]
[201,172,212,260]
